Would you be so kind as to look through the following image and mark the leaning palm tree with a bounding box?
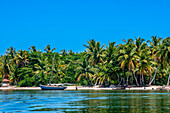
[146,36,162,84]
[160,37,170,86]
[149,37,169,85]
[166,70,170,86]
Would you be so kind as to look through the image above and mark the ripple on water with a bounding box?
[0,90,170,112]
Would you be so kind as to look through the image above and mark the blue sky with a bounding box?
[0,0,170,55]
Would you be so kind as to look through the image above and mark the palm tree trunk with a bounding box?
[117,74,119,83]
[123,78,125,86]
[133,71,139,86]
[131,74,133,85]
[150,72,152,82]
[118,78,122,85]
[140,72,142,85]
[94,80,98,86]
[149,64,160,86]
[142,72,145,86]
[126,70,129,85]
[86,72,91,85]
[166,72,170,86]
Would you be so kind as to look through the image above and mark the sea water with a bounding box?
[0,90,170,112]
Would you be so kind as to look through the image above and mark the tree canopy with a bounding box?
[0,36,169,87]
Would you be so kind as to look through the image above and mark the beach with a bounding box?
[0,86,170,91]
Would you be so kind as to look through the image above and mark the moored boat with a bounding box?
[40,85,67,90]
[39,54,67,90]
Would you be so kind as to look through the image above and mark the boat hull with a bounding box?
[40,85,67,90]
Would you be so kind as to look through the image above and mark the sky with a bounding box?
[0,0,170,55]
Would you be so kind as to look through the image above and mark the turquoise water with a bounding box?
[0,90,170,113]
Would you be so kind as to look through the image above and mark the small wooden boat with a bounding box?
[40,85,67,90]
[39,54,67,90]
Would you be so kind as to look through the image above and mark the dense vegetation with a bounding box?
[0,36,169,87]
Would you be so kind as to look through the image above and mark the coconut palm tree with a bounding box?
[94,62,116,86]
[75,57,95,85]
[60,49,68,57]
[51,56,66,83]
[44,45,56,53]
[136,49,155,85]
[83,39,105,66]
[159,37,170,86]
[133,37,148,85]
[149,37,169,85]
[0,55,11,79]
[146,36,162,85]
[118,39,138,85]
[105,41,117,63]
[33,57,51,86]
[16,50,29,67]
[6,47,16,60]
[5,47,19,84]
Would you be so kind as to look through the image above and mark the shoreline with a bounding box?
[0,86,170,91]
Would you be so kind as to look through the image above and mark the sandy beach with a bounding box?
[0,86,170,91]
[125,86,170,90]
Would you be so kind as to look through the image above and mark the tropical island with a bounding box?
[0,36,169,90]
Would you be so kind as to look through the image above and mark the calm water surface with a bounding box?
[0,90,170,113]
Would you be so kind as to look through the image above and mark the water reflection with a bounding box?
[0,90,169,112]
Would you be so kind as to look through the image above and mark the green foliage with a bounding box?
[0,75,2,84]
[0,37,169,87]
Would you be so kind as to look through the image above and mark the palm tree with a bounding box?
[28,46,42,68]
[16,50,29,67]
[44,45,56,64]
[34,57,51,85]
[46,54,66,84]
[93,62,116,86]
[133,37,149,85]
[60,49,68,57]
[83,39,105,66]
[5,47,19,84]
[136,49,155,85]
[147,36,162,52]
[105,41,117,63]
[104,41,124,85]
[159,37,170,86]
[118,39,137,85]
[146,36,162,85]
[148,37,169,85]
[6,47,16,60]
[75,57,94,85]
[17,66,34,86]
[0,55,11,79]
[44,45,56,53]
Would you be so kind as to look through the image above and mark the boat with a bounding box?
[40,84,67,90]
[40,54,67,90]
